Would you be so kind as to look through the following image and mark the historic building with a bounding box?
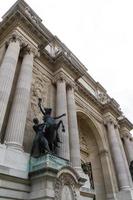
[0,0,133,200]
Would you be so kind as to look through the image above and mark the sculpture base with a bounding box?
[29,153,70,173]
[29,153,93,200]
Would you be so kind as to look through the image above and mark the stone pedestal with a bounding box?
[117,190,133,200]
[29,153,83,200]
[0,143,29,179]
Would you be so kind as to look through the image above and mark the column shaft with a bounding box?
[0,39,21,136]
[124,138,133,163]
[116,128,133,188]
[56,80,70,160]
[121,128,133,164]
[67,87,81,168]
[106,121,130,190]
[5,51,33,150]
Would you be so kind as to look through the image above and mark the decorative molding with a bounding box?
[54,173,77,200]
[119,116,133,131]
[97,91,110,105]
[76,82,103,110]
[21,44,39,58]
[5,31,39,58]
[120,127,132,140]
[53,71,76,89]
[25,6,41,24]
[103,114,118,127]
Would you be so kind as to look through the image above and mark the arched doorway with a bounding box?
[77,111,106,200]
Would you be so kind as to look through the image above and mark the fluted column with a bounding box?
[0,34,21,137]
[56,78,70,160]
[67,85,81,169]
[121,127,133,164]
[115,127,133,188]
[105,115,130,190]
[5,46,34,150]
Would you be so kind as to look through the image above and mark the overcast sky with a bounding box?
[0,0,133,131]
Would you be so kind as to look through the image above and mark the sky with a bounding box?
[0,0,133,131]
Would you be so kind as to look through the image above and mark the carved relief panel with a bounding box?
[23,66,51,152]
[54,174,78,200]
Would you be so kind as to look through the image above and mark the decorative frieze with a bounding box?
[97,91,110,104]
[25,6,42,24]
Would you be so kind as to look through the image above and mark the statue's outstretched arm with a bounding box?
[38,98,45,115]
[54,113,66,120]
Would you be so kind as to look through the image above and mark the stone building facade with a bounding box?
[0,1,133,200]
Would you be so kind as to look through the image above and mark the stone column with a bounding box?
[105,115,130,190]
[0,34,21,137]
[67,85,81,169]
[99,149,117,200]
[5,46,34,150]
[121,127,133,164]
[56,78,70,160]
[115,127,133,188]
[0,43,6,66]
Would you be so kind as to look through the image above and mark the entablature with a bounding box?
[118,116,133,131]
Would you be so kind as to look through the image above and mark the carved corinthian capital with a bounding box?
[6,32,23,46]
[103,113,118,127]
[53,71,75,89]
[120,127,131,139]
[21,44,39,58]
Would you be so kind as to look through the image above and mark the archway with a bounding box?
[77,111,106,200]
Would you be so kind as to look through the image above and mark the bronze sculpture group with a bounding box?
[31,98,66,157]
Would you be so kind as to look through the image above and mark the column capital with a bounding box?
[53,71,75,88]
[7,32,23,45]
[120,127,131,139]
[103,113,118,127]
[21,44,39,58]
[6,32,39,58]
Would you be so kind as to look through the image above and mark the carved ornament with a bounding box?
[54,173,77,200]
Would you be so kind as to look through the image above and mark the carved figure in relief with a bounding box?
[31,98,66,157]
[81,162,95,190]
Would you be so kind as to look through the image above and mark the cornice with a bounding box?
[102,99,122,118]
[118,117,133,131]
[0,1,88,80]
[53,52,86,78]
[0,4,54,47]
[76,81,103,111]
